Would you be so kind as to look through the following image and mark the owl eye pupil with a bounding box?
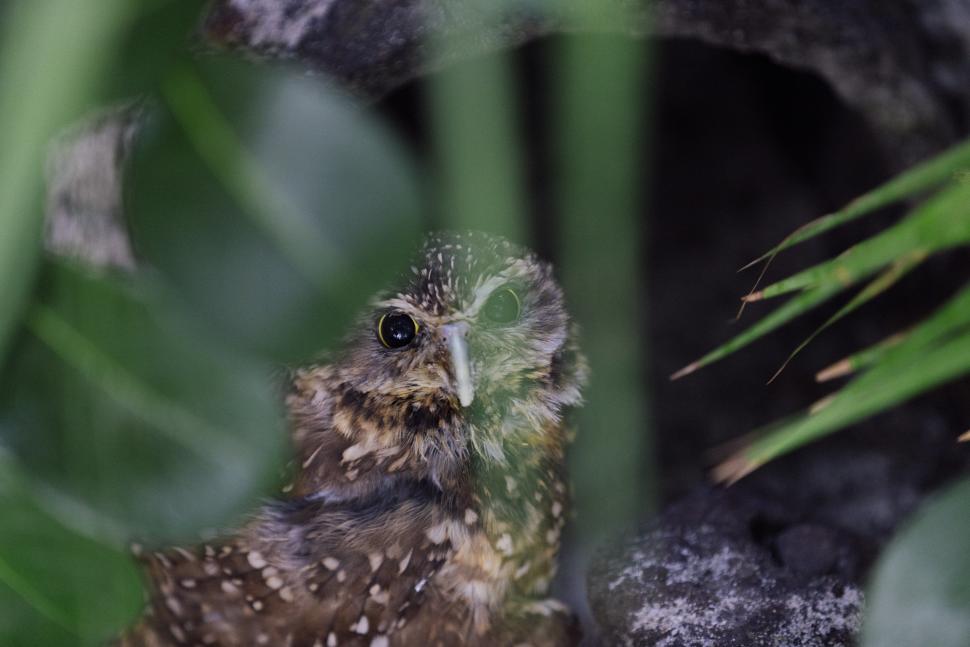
[483,288,521,324]
[378,313,418,349]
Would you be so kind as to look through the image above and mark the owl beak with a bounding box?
[441,322,474,407]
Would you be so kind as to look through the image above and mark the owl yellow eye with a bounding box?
[378,312,418,349]
[483,287,520,324]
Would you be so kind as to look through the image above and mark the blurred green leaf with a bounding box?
[0,0,136,364]
[101,0,206,103]
[431,51,527,241]
[557,26,654,532]
[862,477,970,647]
[0,261,284,541]
[128,59,423,362]
[0,453,141,647]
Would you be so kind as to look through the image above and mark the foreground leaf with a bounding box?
[0,454,141,646]
[0,0,135,364]
[0,261,284,541]
[129,58,422,362]
[862,477,970,647]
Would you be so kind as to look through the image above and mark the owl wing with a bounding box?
[120,495,455,646]
[119,539,305,646]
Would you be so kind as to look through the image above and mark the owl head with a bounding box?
[289,232,585,500]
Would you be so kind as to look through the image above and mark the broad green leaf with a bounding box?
[128,58,423,362]
[0,454,141,647]
[0,261,284,540]
[0,0,136,364]
[101,0,206,104]
[862,477,970,647]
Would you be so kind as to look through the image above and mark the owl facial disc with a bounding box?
[441,321,474,407]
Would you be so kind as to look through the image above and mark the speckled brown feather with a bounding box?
[119,232,586,646]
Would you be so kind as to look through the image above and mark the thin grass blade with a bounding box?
[672,283,843,379]
[716,292,970,480]
[816,331,908,382]
[752,181,970,301]
[743,137,970,269]
[767,250,926,383]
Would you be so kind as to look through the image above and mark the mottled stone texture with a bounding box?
[45,105,141,270]
[585,398,970,646]
[588,489,864,647]
[203,0,970,165]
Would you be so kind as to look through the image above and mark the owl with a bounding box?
[119,231,587,646]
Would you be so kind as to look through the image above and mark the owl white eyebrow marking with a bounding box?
[465,260,531,316]
[372,297,423,316]
[466,276,507,315]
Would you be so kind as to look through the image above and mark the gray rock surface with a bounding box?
[588,488,865,647]
[586,402,970,646]
[45,105,141,270]
[202,0,970,165]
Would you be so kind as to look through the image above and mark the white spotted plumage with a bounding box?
[120,232,586,646]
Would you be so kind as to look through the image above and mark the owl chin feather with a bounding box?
[121,232,587,647]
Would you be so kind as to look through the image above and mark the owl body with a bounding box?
[121,233,586,646]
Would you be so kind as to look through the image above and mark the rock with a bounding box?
[587,403,970,647]
[45,104,141,271]
[202,0,970,166]
[773,524,849,579]
[588,488,865,647]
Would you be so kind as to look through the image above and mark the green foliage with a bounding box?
[0,455,142,647]
[1,261,285,541]
[131,59,422,362]
[8,0,966,643]
[0,0,137,362]
[862,477,970,647]
[0,2,423,642]
[556,31,654,531]
[674,138,970,481]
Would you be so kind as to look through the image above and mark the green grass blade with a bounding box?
[743,137,970,269]
[717,283,970,480]
[875,283,970,354]
[753,181,970,301]
[815,331,908,382]
[672,283,843,379]
[819,281,970,383]
[686,182,970,380]
[767,250,925,383]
